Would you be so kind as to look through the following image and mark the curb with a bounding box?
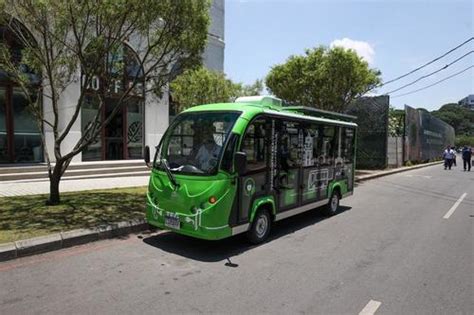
[355,161,443,182]
[0,219,149,262]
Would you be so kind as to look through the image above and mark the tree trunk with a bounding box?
[47,161,63,205]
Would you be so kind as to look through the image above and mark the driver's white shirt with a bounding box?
[196,144,220,170]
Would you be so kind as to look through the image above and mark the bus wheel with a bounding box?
[324,191,340,216]
[247,209,271,244]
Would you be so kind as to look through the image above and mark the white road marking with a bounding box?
[443,193,467,219]
[359,300,382,315]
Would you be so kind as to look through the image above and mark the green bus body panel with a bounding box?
[328,180,349,198]
[249,196,276,223]
[183,102,357,136]
[147,101,357,240]
[146,170,236,240]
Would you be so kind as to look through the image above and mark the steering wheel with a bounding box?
[180,164,204,173]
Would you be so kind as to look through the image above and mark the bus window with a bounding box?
[241,118,267,172]
[342,127,355,163]
[303,124,319,167]
[157,112,240,174]
[221,133,239,173]
[318,125,337,166]
[277,120,301,208]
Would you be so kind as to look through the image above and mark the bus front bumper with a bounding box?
[146,203,233,241]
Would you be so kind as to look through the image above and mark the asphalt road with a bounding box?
[1,164,473,314]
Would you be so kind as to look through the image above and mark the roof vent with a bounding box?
[234,95,282,107]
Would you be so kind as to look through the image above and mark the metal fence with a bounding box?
[404,105,455,162]
[346,96,389,169]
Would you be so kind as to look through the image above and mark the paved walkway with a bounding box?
[0,175,149,197]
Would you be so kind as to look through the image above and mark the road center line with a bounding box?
[443,193,467,219]
[359,300,382,315]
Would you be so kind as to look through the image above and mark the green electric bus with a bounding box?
[144,96,357,243]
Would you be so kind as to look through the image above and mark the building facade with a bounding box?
[458,94,474,110]
[0,0,225,164]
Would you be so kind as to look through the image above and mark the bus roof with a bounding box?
[183,98,358,128]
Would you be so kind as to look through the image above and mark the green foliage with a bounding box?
[0,0,210,204]
[455,135,474,147]
[265,46,381,112]
[234,79,264,98]
[388,106,405,137]
[170,67,264,112]
[431,103,474,137]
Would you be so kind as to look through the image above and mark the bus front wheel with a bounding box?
[324,191,340,216]
[246,209,271,244]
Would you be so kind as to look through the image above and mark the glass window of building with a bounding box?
[81,44,145,161]
[0,23,43,163]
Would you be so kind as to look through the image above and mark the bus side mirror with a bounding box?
[144,145,151,168]
[234,151,247,175]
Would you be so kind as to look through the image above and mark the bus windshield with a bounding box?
[155,111,240,175]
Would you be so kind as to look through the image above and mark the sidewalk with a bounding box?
[0,175,149,197]
[355,161,443,182]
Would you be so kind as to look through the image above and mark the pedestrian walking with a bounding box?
[462,146,472,171]
[451,146,457,166]
[443,146,455,170]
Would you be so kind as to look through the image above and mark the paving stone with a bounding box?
[0,175,148,197]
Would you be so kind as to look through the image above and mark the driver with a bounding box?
[195,125,220,171]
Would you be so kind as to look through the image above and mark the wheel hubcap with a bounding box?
[255,215,268,238]
[331,195,338,212]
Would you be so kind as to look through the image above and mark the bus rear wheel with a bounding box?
[324,191,340,216]
[246,209,271,244]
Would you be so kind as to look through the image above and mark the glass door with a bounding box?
[277,120,301,210]
[126,99,144,159]
[104,101,124,160]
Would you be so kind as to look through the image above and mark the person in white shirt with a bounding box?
[442,146,455,170]
[195,127,221,172]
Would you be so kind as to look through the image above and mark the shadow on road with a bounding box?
[142,205,351,263]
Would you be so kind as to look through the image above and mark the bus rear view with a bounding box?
[145,96,357,243]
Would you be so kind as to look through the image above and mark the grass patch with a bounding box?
[0,186,147,244]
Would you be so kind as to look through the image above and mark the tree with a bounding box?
[265,46,381,112]
[170,67,237,112]
[388,106,405,137]
[431,103,474,148]
[431,103,474,136]
[0,0,210,204]
[234,79,264,98]
[455,134,474,147]
[170,67,264,112]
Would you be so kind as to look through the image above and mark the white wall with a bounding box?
[144,89,169,159]
[387,136,403,167]
[42,72,83,163]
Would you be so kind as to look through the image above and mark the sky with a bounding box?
[224,0,473,111]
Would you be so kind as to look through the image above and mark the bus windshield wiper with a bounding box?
[162,159,180,189]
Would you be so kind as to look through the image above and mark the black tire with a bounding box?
[246,209,271,244]
[147,223,158,232]
[324,190,340,216]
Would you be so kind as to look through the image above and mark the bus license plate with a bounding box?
[165,213,180,230]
